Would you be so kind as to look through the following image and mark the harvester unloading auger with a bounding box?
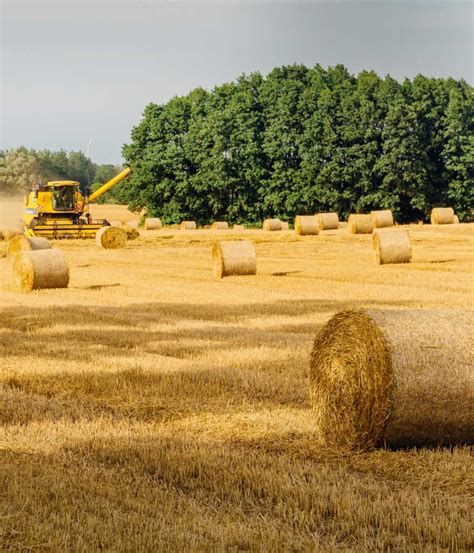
[22,167,131,238]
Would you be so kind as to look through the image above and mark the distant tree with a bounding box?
[0,148,39,195]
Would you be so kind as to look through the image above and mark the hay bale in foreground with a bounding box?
[13,249,70,291]
[8,236,51,257]
[347,214,373,234]
[180,221,197,230]
[281,221,289,230]
[263,218,282,231]
[317,213,339,230]
[371,209,394,228]
[95,226,127,249]
[310,309,473,449]
[122,225,140,240]
[211,221,229,230]
[295,215,319,236]
[212,240,256,279]
[453,215,460,224]
[431,207,454,225]
[233,224,245,231]
[373,230,411,265]
[144,217,162,230]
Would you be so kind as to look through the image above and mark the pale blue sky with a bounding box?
[1,1,472,164]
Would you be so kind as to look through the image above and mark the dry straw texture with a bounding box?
[212,240,256,278]
[127,220,139,228]
[7,236,51,257]
[13,249,70,291]
[180,221,197,230]
[317,213,339,230]
[211,222,229,230]
[431,207,454,225]
[371,210,394,228]
[373,230,411,265]
[233,224,245,231]
[144,218,162,230]
[348,214,374,234]
[95,226,127,249]
[263,218,282,231]
[310,309,473,449]
[453,215,460,224]
[281,221,289,230]
[122,225,140,240]
[295,215,319,236]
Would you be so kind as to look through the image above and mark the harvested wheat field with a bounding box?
[0,218,473,551]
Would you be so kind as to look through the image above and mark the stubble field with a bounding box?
[0,211,472,551]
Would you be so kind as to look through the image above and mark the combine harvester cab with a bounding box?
[23,168,131,239]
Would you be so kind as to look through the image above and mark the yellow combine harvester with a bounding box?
[23,167,131,238]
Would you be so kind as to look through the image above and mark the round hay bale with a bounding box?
[281,221,289,230]
[8,236,51,257]
[95,226,127,249]
[127,220,139,228]
[371,209,394,228]
[13,249,70,291]
[122,225,140,240]
[144,217,162,230]
[295,215,319,236]
[373,230,411,265]
[233,224,245,231]
[211,221,229,230]
[453,215,460,224]
[430,207,454,225]
[317,213,339,230]
[310,309,473,449]
[180,221,197,230]
[263,219,282,231]
[212,240,256,279]
[347,214,373,234]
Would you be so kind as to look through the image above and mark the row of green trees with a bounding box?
[0,148,123,202]
[122,64,473,223]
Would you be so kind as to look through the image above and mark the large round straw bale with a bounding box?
[8,236,51,257]
[95,226,127,249]
[347,214,373,234]
[211,221,229,230]
[180,221,197,230]
[317,213,339,230]
[453,215,459,224]
[281,221,289,230]
[212,240,256,279]
[127,220,139,228]
[430,207,454,225]
[233,224,245,231]
[144,217,162,230]
[122,225,140,240]
[310,309,473,449]
[295,215,319,236]
[13,249,70,291]
[371,209,394,228]
[373,229,411,265]
[263,218,282,231]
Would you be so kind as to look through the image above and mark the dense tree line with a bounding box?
[122,64,473,223]
[0,148,123,202]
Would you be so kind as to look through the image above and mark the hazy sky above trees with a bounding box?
[1,0,472,163]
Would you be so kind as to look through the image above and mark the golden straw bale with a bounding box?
[310,309,473,449]
[7,236,51,257]
[281,221,289,230]
[373,229,411,265]
[144,217,162,230]
[263,218,282,231]
[233,224,245,231]
[371,209,394,228]
[295,215,319,236]
[430,207,454,225]
[95,226,127,249]
[347,214,373,234]
[122,225,140,240]
[212,240,257,279]
[180,221,197,230]
[211,221,229,230]
[453,215,460,224]
[13,249,70,291]
[316,213,339,230]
